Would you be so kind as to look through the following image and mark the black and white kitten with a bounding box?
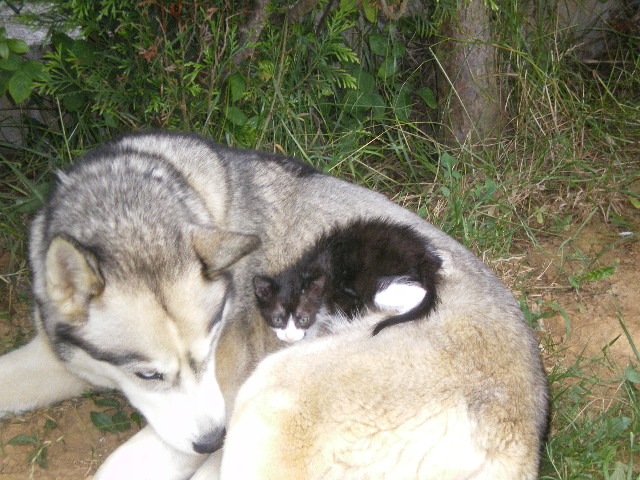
[253,275,328,342]
[253,218,442,342]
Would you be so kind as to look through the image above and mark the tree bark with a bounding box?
[435,0,504,147]
[232,0,271,65]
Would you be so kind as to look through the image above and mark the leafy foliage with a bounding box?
[40,1,242,133]
[6,419,57,468]
[33,0,439,152]
[90,395,139,433]
[0,27,49,104]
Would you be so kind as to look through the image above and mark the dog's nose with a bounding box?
[192,426,226,454]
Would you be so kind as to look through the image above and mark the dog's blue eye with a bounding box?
[135,371,164,381]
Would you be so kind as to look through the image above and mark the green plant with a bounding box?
[541,350,640,480]
[227,8,362,147]
[0,27,49,104]
[568,265,617,290]
[339,31,437,124]
[40,1,246,135]
[5,418,57,469]
[88,394,142,434]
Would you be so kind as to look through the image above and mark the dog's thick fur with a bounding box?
[0,131,548,479]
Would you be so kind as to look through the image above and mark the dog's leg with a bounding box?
[94,426,208,480]
[190,449,222,480]
[0,334,88,416]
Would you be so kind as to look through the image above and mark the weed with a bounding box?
[5,418,57,469]
[86,393,142,434]
[541,349,640,480]
[0,27,49,104]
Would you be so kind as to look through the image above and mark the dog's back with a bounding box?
[220,300,547,479]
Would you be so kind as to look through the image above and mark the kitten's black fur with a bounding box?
[254,218,442,337]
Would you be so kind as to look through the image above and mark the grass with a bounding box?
[520,226,640,479]
[542,348,640,480]
[1,2,640,476]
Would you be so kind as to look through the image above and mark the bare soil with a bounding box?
[0,214,638,479]
[529,223,640,372]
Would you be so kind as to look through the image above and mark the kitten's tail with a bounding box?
[371,275,439,336]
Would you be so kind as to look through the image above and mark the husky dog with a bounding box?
[0,131,549,480]
[0,142,261,458]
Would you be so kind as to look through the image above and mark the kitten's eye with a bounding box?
[341,287,358,298]
[273,317,286,327]
[298,317,309,326]
[135,371,164,381]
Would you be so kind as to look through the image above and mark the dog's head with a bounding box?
[38,227,259,455]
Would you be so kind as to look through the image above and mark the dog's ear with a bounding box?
[191,227,260,278]
[45,236,104,320]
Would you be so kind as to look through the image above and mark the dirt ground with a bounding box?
[528,223,640,373]
[0,213,638,479]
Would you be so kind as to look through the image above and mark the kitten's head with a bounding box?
[253,274,326,342]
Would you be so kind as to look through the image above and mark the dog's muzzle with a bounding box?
[192,426,226,454]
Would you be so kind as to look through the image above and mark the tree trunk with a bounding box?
[435,0,504,147]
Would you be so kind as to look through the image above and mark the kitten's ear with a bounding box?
[253,275,277,300]
[306,276,326,299]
